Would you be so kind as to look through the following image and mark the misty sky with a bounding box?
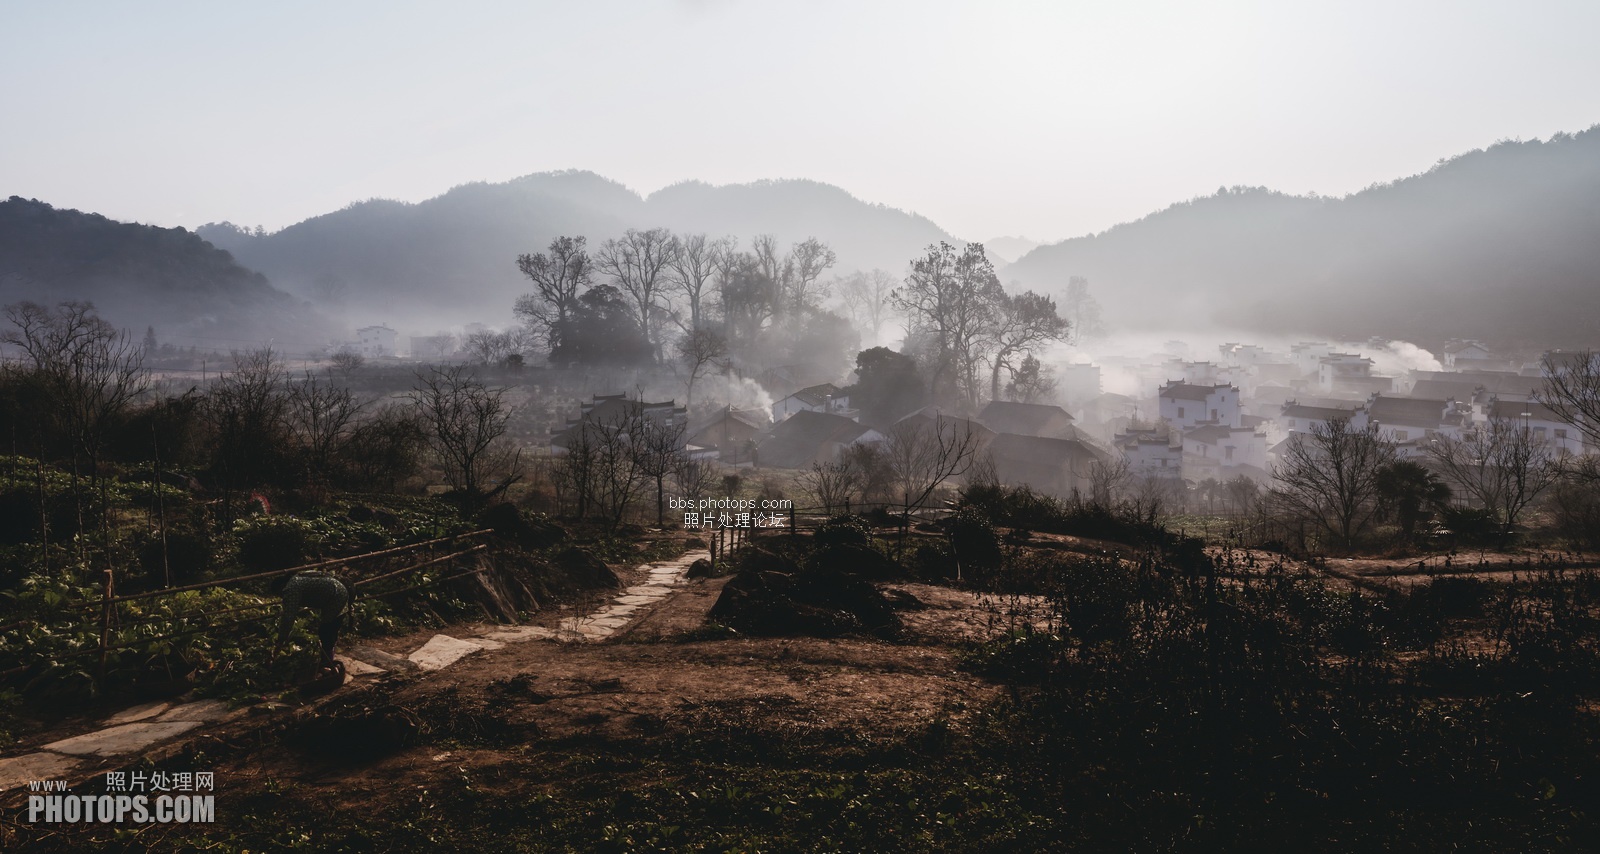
[3,0,1598,243]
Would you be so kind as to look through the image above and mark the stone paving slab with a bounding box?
[104,701,170,725]
[158,699,232,723]
[347,645,422,673]
[0,752,83,793]
[408,634,487,671]
[480,626,557,643]
[336,655,385,676]
[43,721,203,758]
[616,594,662,606]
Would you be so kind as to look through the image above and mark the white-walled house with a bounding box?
[1350,395,1472,443]
[1158,381,1241,430]
[1487,399,1587,456]
[356,324,397,358]
[1182,425,1270,481]
[1317,353,1374,393]
[1116,428,1182,478]
[1278,401,1360,436]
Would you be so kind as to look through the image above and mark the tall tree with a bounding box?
[1427,415,1563,538]
[892,242,1005,411]
[596,228,680,362]
[986,290,1069,401]
[675,328,728,410]
[839,269,899,347]
[1272,417,1396,550]
[514,235,592,355]
[408,366,520,502]
[668,233,732,334]
[786,237,837,316]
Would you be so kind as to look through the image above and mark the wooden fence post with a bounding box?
[98,567,114,680]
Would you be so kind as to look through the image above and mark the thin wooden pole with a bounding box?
[97,567,114,680]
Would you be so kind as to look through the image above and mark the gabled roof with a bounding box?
[780,383,844,408]
[986,432,1107,467]
[978,400,1076,436]
[756,410,873,468]
[1280,403,1356,421]
[1487,400,1566,423]
[1365,396,1452,427]
[894,407,996,442]
[1160,382,1230,401]
[687,407,767,438]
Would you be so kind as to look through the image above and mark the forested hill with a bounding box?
[0,197,335,350]
[1005,126,1600,348]
[199,172,956,328]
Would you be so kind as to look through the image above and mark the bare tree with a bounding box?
[412,331,458,362]
[838,269,899,347]
[1271,417,1396,550]
[1088,456,1132,505]
[596,228,680,362]
[462,329,520,366]
[207,346,290,477]
[1427,415,1563,537]
[515,235,592,353]
[675,328,728,410]
[1224,475,1261,516]
[805,458,863,516]
[286,371,363,478]
[885,415,983,518]
[1537,350,1600,477]
[2,300,149,476]
[586,408,651,530]
[786,237,837,316]
[634,410,688,528]
[408,366,520,501]
[329,347,365,376]
[668,233,731,333]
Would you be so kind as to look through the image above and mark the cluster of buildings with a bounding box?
[546,340,1593,504]
[1104,339,1591,489]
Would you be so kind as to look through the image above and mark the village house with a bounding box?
[1486,399,1587,456]
[550,394,692,456]
[686,406,769,465]
[1278,400,1360,436]
[355,324,397,359]
[1181,425,1270,482]
[754,410,883,469]
[1350,395,1472,443]
[1115,427,1182,478]
[1157,381,1241,430]
[978,400,1079,440]
[1442,340,1491,369]
[771,383,854,422]
[984,433,1110,499]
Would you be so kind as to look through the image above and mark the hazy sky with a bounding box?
[3,1,1597,242]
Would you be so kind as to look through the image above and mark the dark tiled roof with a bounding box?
[1160,382,1230,401]
[756,411,872,469]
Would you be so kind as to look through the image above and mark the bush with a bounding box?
[235,517,313,572]
[813,515,872,548]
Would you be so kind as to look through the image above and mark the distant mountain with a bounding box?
[984,236,1041,268]
[0,197,334,351]
[1004,126,1600,348]
[200,172,956,330]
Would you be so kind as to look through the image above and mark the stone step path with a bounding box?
[0,549,708,795]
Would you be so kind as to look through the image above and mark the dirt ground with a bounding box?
[67,571,1013,839]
